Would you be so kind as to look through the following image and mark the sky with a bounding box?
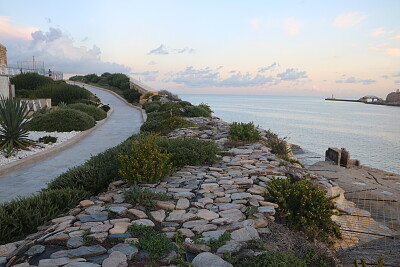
[0,0,399,97]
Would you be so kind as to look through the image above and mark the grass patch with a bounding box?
[67,103,107,121]
[128,224,173,258]
[124,185,171,209]
[194,231,231,252]
[229,122,261,142]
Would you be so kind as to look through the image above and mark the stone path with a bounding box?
[0,84,143,203]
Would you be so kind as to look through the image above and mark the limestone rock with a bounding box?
[216,242,243,255]
[184,243,211,254]
[108,243,138,260]
[25,245,45,256]
[197,209,219,220]
[192,252,233,267]
[52,216,76,224]
[128,209,148,219]
[131,219,155,227]
[192,224,217,234]
[156,201,175,210]
[0,243,16,257]
[150,210,166,222]
[67,245,107,259]
[176,198,190,210]
[219,209,245,222]
[102,251,128,267]
[80,200,95,207]
[80,212,108,223]
[231,226,260,242]
[67,237,84,249]
[38,257,86,267]
[231,193,252,200]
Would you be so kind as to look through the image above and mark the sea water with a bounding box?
[181,94,400,174]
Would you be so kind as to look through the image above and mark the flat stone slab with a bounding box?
[108,243,138,260]
[80,212,108,223]
[231,226,260,242]
[38,257,86,267]
[192,252,233,267]
[25,245,45,256]
[64,263,100,267]
[67,245,107,259]
[102,251,127,267]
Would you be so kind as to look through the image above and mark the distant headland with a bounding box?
[325,89,400,106]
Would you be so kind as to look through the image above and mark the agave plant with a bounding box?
[0,96,33,154]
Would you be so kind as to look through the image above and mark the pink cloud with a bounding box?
[0,16,37,40]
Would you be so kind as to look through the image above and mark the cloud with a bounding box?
[0,16,38,40]
[169,66,276,88]
[284,18,303,35]
[382,75,390,79]
[249,18,262,29]
[148,61,157,65]
[277,68,308,81]
[333,12,366,28]
[336,77,376,85]
[395,80,400,85]
[81,36,88,42]
[386,48,400,56]
[45,17,52,23]
[369,27,395,38]
[258,62,279,73]
[392,72,400,77]
[148,44,195,55]
[3,26,130,74]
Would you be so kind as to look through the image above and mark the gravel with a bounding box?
[0,131,80,166]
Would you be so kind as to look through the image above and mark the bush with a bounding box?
[26,109,95,132]
[35,83,91,105]
[265,129,289,157]
[142,102,160,113]
[38,135,57,144]
[47,136,135,194]
[158,90,180,101]
[178,101,192,107]
[108,73,130,89]
[11,73,53,90]
[159,138,219,168]
[158,116,192,135]
[266,178,341,243]
[99,104,111,112]
[128,224,173,258]
[67,103,107,121]
[224,250,313,267]
[0,188,90,244]
[118,134,173,184]
[124,185,171,209]
[229,122,261,142]
[158,102,183,112]
[0,97,33,154]
[184,105,211,117]
[122,89,141,103]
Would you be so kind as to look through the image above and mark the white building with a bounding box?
[0,43,13,98]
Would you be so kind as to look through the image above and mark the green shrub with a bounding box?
[99,104,111,112]
[38,135,57,144]
[229,122,261,142]
[67,103,107,121]
[128,224,173,258]
[84,74,100,83]
[74,99,99,106]
[118,134,173,184]
[0,188,90,244]
[199,103,212,115]
[11,73,53,90]
[35,83,91,105]
[184,105,211,117]
[265,129,289,157]
[142,102,161,113]
[195,232,231,252]
[124,184,171,209]
[158,116,192,135]
[0,97,33,153]
[158,90,180,101]
[224,250,312,267]
[123,89,141,103]
[266,178,341,243]
[108,73,130,89]
[47,136,135,194]
[158,102,183,112]
[178,101,192,107]
[159,138,219,168]
[140,118,163,133]
[26,109,95,132]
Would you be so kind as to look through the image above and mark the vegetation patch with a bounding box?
[159,138,219,168]
[124,184,171,209]
[11,73,53,91]
[128,224,173,258]
[194,231,231,252]
[266,177,341,243]
[0,188,90,245]
[229,122,261,142]
[26,109,95,132]
[183,105,211,117]
[38,135,57,144]
[142,101,161,113]
[35,83,91,105]
[118,134,173,184]
[67,103,107,121]
[47,135,135,194]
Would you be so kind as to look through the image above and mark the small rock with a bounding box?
[80,212,108,223]
[45,233,70,243]
[131,219,155,227]
[25,244,45,256]
[67,237,84,249]
[182,219,208,229]
[192,224,217,234]
[211,218,233,225]
[231,193,252,200]
[173,192,195,199]
[219,209,245,222]
[150,210,166,222]
[184,243,211,254]
[109,221,130,235]
[52,216,76,224]
[67,245,107,259]
[38,257,86,267]
[202,230,226,240]
[247,185,267,195]
[231,226,260,242]
[108,207,127,215]
[179,228,195,238]
[108,243,138,260]
[102,251,128,267]
[80,200,95,207]
[175,198,190,210]
[258,206,276,215]
[156,201,175,210]
[197,209,219,220]
[166,210,196,222]
[127,209,148,219]
[192,252,233,267]
[64,263,100,267]
[12,263,30,267]
[259,201,279,208]
[90,223,112,233]
[216,242,243,255]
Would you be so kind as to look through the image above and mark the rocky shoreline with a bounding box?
[0,116,396,266]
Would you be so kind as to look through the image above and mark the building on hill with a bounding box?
[0,43,13,98]
[386,89,400,105]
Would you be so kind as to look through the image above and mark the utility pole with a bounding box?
[32,56,35,72]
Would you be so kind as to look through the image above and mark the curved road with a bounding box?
[0,84,143,203]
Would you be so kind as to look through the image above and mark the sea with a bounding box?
[181,94,400,174]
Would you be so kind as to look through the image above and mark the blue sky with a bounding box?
[1,0,399,96]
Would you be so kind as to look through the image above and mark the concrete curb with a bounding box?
[0,107,113,177]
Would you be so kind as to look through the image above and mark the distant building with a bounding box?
[358,95,383,103]
[386,89,400,105]
[0,43,13,98]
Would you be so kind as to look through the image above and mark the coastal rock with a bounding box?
[80,212,108,223]
[67,245,107,258]
[231,226,260,242]
[67,237,84,249]
[197,209,219,220]
[219,209,246,222]
[192,252,233,267]
[0,243,16,257]
[176,198,190,210]
[102,251,128,267]
[131,219,155,227]
[108,243,138,260]
[128,209,148,219]
[150,210,166,222]
[25,245,45,256]
[156,201,175,210]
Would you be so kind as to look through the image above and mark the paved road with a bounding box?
[0,84,143,203]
